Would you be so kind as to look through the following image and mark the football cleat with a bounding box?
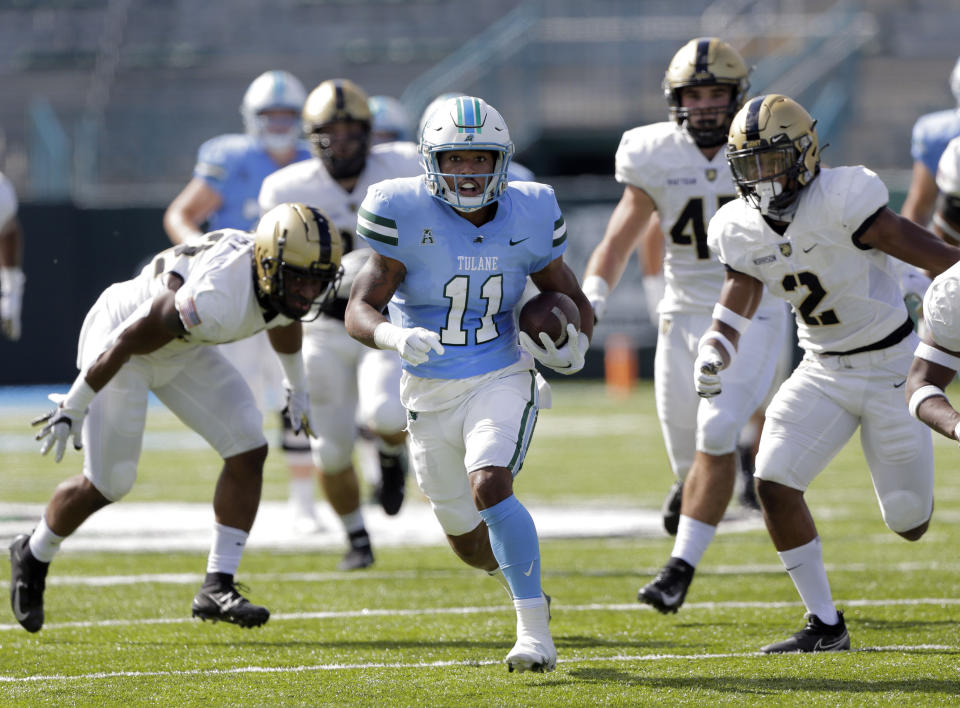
[638,557,695,614]
[661,479,684,536]
[506,633,557,674]
[761,611,850,654]
[338,531,374,571]
[9,534,48,633]
[191,580,270,628]
[374,449,408,516]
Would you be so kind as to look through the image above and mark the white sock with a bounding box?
[777,537,839,625]
[206,523,248,575]
[29,515,64,563]
[671,515,717,568]
[340,508,365,534]
[289,477,315,513]
[514,596,549,638]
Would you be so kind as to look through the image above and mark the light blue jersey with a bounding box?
[358,177,567,379]
[910,108,960,176]
[194,134,311,231]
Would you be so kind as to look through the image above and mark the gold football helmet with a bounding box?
[727,94,821,220]
[302,78,372,179]
[254,203,343,320]
[663,37,750,147]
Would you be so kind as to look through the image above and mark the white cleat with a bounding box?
[506,634,557,673]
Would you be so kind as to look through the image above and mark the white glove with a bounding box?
[275,352,315,437]
[374,322,444,366]
[32,379,95,462]
[519,323,589,375]
[0,266,25,341]
[282,385,315,438]
[694,343,725,398]
[581,275,609,323]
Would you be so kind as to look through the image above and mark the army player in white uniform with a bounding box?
[582,38,787,612]
[701,94,960,652]
[259,78,422,569]
[8,204,342,632]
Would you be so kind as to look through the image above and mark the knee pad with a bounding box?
[310,435,354,473]
[696,409,739,457]
[360,396,407,437]
[880,490,929,534]
[89,460,138,502]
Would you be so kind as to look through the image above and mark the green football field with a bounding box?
[2,380,959,705]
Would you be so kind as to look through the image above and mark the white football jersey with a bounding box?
[80,230,293,367]
[936,135,960,195]
[708,166,905,354]
[0,171,17,228]
[615,121,780,317]
[258,141,422,253]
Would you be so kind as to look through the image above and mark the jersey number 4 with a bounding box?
[670,196,736,259]
[441,274,502,345]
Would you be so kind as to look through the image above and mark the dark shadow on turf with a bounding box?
[562,669,960,696]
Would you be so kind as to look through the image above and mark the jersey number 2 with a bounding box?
[782,271,839,326]
[441,275,502,345]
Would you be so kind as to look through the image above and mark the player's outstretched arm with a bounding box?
[906,340,960,443]
[33,282,187,461]
[860,207,960,277]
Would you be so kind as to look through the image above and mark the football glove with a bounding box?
[0,266,25,341]
[694,343,725,398]
[374,322,444,366]
[282,385,315,438]
[519,323,589,375]
[32,390,89,463]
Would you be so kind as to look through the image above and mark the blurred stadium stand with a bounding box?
[0,0,958,383]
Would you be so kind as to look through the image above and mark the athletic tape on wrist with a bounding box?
[908,384,947,420]
[699,330,736,363]
[711,303,752,335]
[915,341,960,372]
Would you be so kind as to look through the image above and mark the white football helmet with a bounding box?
[417,92,464,142]
[241,70,307,154]
[369,95,413,144]
[419,96,514,212]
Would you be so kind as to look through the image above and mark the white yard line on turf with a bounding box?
[0,645,955,683]
[2,597,959,633]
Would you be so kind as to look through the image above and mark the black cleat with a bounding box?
[338,544,374,571]
[638,557,694,614]
[374,449,408,516]
[192,579,270,628]
[661,479,684,536]
[737,444,761,511]
[761,611,850,653]
[9,534,48,633]
[338,529,374,570]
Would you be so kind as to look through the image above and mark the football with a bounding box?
[519,291,581,347]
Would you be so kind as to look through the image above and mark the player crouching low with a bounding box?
[9,203,342,632]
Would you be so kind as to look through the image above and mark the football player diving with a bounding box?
[9,203,342,632]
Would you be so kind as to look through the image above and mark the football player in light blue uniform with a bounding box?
[346,96,592,673]
[901,56,960,226]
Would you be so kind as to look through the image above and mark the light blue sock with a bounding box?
[478,495,541,600]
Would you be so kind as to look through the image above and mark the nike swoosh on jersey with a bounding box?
[802,244,818,253]
[893,379,906,388]
[509,237,530,246]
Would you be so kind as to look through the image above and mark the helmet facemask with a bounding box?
[254,203,344,321]
[308,121,371,180]
[419,96,514,212]
[302,79,373,180]
[241,71,307,155]
[663,38,750,149]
